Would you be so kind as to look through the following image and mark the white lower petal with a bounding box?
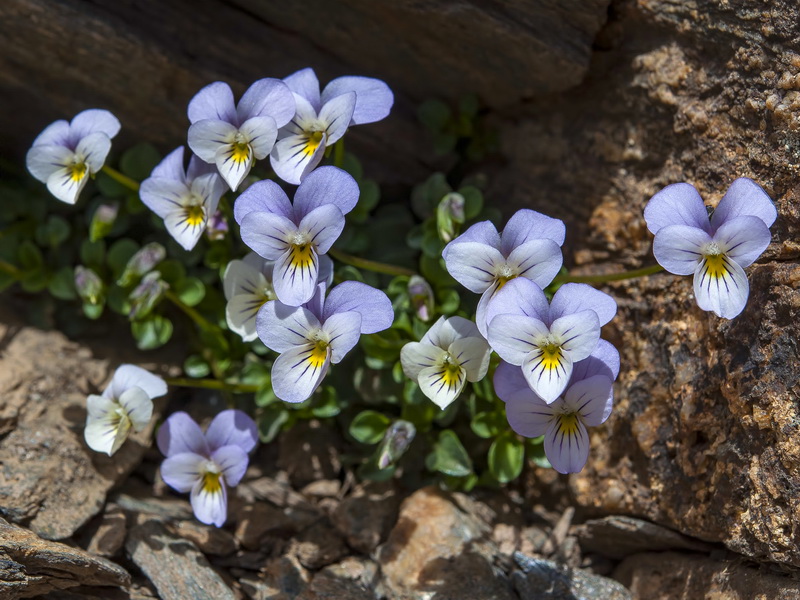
[84,395,131,456]
[544,414,590,474]
[418,364,466,409]
[272,244,319,306]
[400,342,448,381]
[271,343,330,403]
[117,386,154,431]
[522,347,573,404]
[214,141,254,192]
[190,473,228,527]
[46,165,89,204]
[270,132,327,185]
[693,254,749,319]
[164,208,207,251]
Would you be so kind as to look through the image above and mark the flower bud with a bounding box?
[89,202,119,242]
[436,192,465,242]
[128,271,168,320]
[74,266,104,305]
[408,275,434,322]
[206,210,229,242]
[377,420,416,469]
[118,242,166,287]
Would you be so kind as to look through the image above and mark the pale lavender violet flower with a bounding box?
[256,281,393,403]
[486,278,616,404]
[223,252,333,342]
[187,79,295,191]
[139,146,228,251]
[495,341,619,474]
[26,109,121,204]
[270,67,394,184]
[236,166,358,306]
[158,410,258,527]
[400,316,491,409]
[644,178,777,319]
[442,209,565,336]
[84,364,167,456]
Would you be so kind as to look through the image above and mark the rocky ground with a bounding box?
[2,314,800,599]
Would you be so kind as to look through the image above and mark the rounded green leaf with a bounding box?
[175,277,206,307]
[488,431,525,483]
[48,266,77,300]
[18,241,44,270]
[471,411,505,439]
[426,429,472,477]
[350,410,391,444]
[107,238,140,280]
[184,355,211,378]
[120,143,161,180]
[131,315,173,350]
[258,403,289,443]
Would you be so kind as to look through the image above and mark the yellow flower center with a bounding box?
[231,141,252,164]
[289,243,315,270]
[68,161,88,182]
[540,343,563,371]
[303,131,325,157]
[202,470,222,494]
[557,412,580,436]
[308,339,329,369]
[184,204,206,227]
[704,253,727,279]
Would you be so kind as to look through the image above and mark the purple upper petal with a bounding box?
[236,78,296,128]
[70,109,121,141]
[150,147,187,183]
[187,82,237,124]
[234,180,293,225]
[442,221,501,260]
[284,67,321,111]
[711,177,777,231]
[157,411,210,458]
[323,281,393,334]
[31,119,71,147]
[293,166,359,220]
[211,445,250,487]
[321,76,393,125]
[205,409,258,454]
[500,209,566,255]
[644,182,711,235]
[186,153,218,183]
[493,360,535,403]
[549,283,617,327]
[570,340,620,383]
[485,277,550,326]
[105,364,167,400]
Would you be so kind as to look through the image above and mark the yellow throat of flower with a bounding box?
[231,141,252,164]
[558,412,580,436]
[289,243,315,270]
[68,161,88,182]
[304,131,324,157]
[704,253,727,279]
[308,339,329,369]
[202,470,222,494]
[540,343,563,371]
[185,204,206,227]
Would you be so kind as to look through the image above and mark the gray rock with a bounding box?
[289,521,350,570]
[574,516,712,560]
[513,553,632,600]
[0,517,130,599]
[331,482,400,554]
[126,519,236,600]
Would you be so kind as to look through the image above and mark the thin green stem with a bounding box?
[329,248,416,277]
[333,139,345,168]
[164,289,216,332]
[0,259,22,280]
[101,165,140,192]
[554,264,664,285]
[164,377,259,394]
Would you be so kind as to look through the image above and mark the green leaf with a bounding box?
[174,277,205,307]
[131,315,173,350]
[527,436,551,469]
[349,410,391,444]
[418,99,451,131]
[257,403,289,443]
[107,238,140,280]
[95,171,129,197]
[459,185,483,220]
[156,259,186,286]
[17,241,44,270]
[48,266,77,300]
[426,429,473,477]
[311,386,341,418]
[120,143,161,181]
[20,269,49,293]
[470,411,505,439]
[83,301,105,320]
[488,432,525,483]
[184,355,211,378]
[37,215,70,247]
[437,288,460,314]
[255,384,278,407]
[80,239,106,270]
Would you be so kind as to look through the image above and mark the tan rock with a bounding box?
[615,551,800,599]
[331,482,400,554]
